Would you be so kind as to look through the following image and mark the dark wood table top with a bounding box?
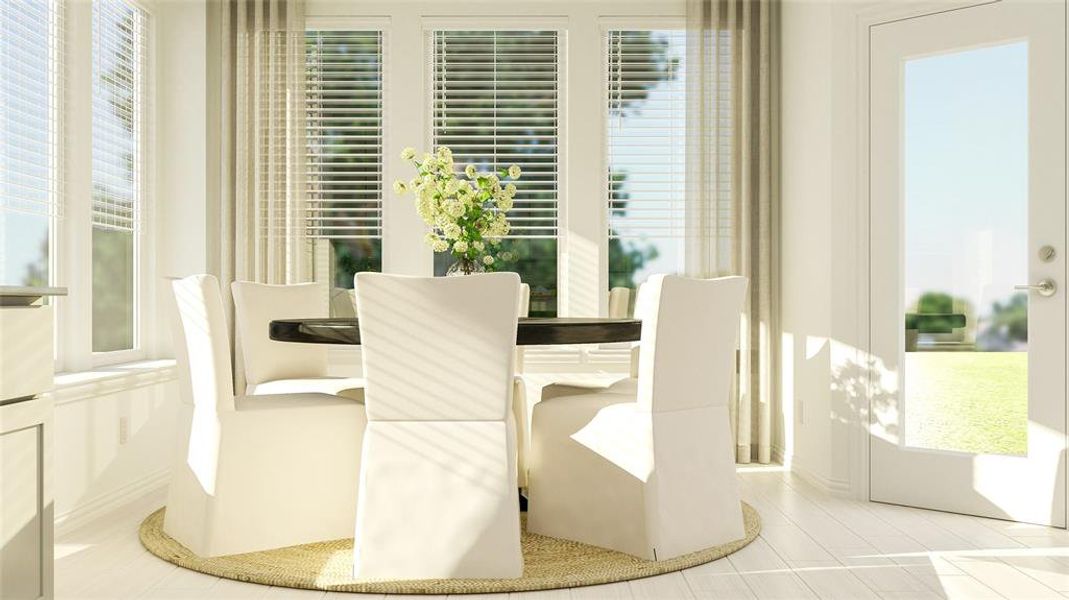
[269,317,642,346]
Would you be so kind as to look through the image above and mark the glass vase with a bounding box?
[446,257,484,276]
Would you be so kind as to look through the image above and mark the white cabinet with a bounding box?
[0,287,63,600]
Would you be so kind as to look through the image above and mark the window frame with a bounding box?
[304,17,389,288]
[600,18,688,291]
[425,19,567,315]
[56,0,157,372]
[303,2,688,367]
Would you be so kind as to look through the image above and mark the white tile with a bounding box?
[787,560,880,599]
[682,558,756,599]
[263,587,326,599]
[945,556,1062,599]
[825,550,932,594]
[568,582,633,600]
[1004,556,1069,592]
[207,578,273,599]
[921,574,1002,600]
[58,469,1069,600]
[876,591,946,600]
[759,525,836,563]
[510,590,570,600]
[629,572,694,600]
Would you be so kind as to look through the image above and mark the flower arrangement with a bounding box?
[393,146,520,275]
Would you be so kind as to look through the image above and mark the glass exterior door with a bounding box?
[870,1,1067,526]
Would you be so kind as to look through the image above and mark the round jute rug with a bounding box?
[139,504,760,594]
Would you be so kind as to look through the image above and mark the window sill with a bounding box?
[50,359,178,406]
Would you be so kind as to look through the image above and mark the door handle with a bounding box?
[1014,279,1057,297]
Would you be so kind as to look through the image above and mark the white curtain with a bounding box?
[219,0,309,288]
[686,0,779,464]
[218,0,310,391]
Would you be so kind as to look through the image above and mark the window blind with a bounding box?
[607,29,732,240]
[432,30,559,238]
[0,0,63,218]
[607,30,685,240]
[305,30,384,240]
[91,0,148,233]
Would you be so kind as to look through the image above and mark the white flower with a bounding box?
[423,232,440,248]
[445,199,465,218]
[443,223,462,240]
[433,239,450,252]
[472,240,485,252]
[401,147,416,161]
[482,255,495,266]
[445,179,462,195]
[501,251,514,262]
[453,240,469,254]
[465,164,477,178]
[393,180,409,195]
[505,182,517,197]
[439,155,454,173]
[508,164,521,179]
[497,197,514,212]
[437,146,453,160]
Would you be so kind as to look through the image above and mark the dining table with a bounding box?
[268,317,642,346]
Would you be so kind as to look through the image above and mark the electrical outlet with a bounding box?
[119,417,128,445]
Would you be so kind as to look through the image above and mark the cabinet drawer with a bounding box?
[0,307,53,402]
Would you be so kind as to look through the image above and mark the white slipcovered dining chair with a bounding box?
[330,287,358,318]
[353,272,524,579]
[607,286,632,319]
[164,275,367,557]
[231,281,363,398]
[514,282,532,489]
[527,274,747,561]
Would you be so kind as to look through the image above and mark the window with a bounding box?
[306,29,384,292]
[606,30,687,290]
[431,30,560,317]
[0,0,62,287]
[91,0,148,353]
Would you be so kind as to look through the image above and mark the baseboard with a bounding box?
[789,455,852,496]
[772,443,789,466]
[54,469,170,538]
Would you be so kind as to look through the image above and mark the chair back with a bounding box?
[355,273,521,421]
[171,275,235,411]
[633,281,653,319]
[231,281,330,387]
[519,282,531,317]
[636,275,747,413]
[608,286,631,319]
[330,287,357,318]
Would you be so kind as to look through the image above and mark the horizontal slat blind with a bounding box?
[607,30,686,239]
[607,29,732,240]
[92,0,148,233]
[305,30,383,239]
[432,30,558,238]
[0,0,63,217]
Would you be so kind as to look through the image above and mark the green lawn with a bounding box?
[905,352,1028,456]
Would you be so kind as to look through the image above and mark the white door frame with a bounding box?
[815,0,998,503]
[843,0,1069,521]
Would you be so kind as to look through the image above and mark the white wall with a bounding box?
[155,0,212,356]
[51,367,179,535]
[780,0,833,484]
[53,0,213,530]
[780,0,870,495]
